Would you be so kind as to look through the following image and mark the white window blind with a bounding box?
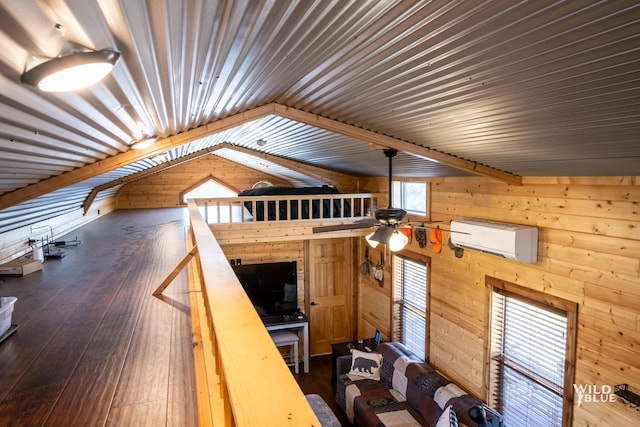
[490,290,568,427]
[392,255,428,358]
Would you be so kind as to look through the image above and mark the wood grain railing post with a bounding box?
[153,245,199,296]
[191,193,379,225]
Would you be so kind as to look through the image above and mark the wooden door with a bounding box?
[307,238,354,354]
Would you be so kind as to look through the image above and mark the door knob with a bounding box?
[310,301,318,306]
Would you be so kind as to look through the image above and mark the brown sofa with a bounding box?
[335,342,501,426]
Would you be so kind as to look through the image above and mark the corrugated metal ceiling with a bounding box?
[0,0,639,229]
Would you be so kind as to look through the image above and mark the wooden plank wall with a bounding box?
[115,154,291,209]
[357,241,391,340]
[358,176,639,427]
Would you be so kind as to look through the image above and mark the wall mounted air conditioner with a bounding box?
[450,218,538,263]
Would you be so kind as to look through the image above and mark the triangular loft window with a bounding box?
[183,179,238,224]
[183,180,237,201]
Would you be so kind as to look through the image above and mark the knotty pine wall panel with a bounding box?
[221,241,305,264]
[116,155,291,209]
[355,238,389,339]
[358,176,639,427]
[358,286,391,339]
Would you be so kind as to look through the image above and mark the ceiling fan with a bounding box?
[312,148,426,251]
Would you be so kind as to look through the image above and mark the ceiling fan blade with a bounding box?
[404,221,443,228]
[312,218,378,233]
[405,221,470,235]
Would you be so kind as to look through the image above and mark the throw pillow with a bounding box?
[435,405,458,427]
[348,349,382,380]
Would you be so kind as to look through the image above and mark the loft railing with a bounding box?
[185,200,319,426]
[190,193,378,224]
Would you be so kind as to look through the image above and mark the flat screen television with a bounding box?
[232,261,298,317]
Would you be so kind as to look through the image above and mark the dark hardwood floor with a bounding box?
[0,208,350,426]
[295,355,352,427]
[0,209,195,426]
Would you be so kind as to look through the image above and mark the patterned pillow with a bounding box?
[348,349,383,380]
[434,405,458,427]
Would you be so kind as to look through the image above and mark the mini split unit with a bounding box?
[450,218,538,263]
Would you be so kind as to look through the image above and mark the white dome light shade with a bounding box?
[21,49,120,92]
[388,231,409,252]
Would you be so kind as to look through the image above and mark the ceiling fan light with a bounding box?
[365,231,379,248]
[21,49,120,92]
[368,226,394,244]
[388,230,409,252]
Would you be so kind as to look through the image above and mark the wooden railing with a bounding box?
[185,200,319,426]
[190,193,378,224]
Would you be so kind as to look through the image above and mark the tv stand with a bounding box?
[263,313,310,373]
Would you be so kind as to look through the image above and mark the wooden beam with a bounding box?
[82,141,357,212]
[82,188,99,214]
[0,104,278,210]
[82,146,221,213]
[216,142,360,192]
[273,104,522,185]
[2,101,521,213]
[153,245,199,296]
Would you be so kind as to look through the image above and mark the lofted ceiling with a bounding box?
[0,0,639,232]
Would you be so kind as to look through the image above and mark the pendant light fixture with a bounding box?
[364,149,409,252]
[388,230,409,252]
[366,226,409,252]
[365,226,393,248]
[21,48,120,92]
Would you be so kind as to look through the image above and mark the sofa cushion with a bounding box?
[415,369,450,396]
[377,410,422,426]
[391,354,415,396]
[377,342,421,388]
[435,405,458,427]
[443,394,490,427]
[348,349,382,380]
[434,383,467,409]
[339,374,427,426]
[402,363,440,424]
[411,367,487,426]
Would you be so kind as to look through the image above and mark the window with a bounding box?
[392,254,429,358]
[182,179,237,223]
[392,181,427,216]
[182,179,236,202]
[488,278,577,427]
